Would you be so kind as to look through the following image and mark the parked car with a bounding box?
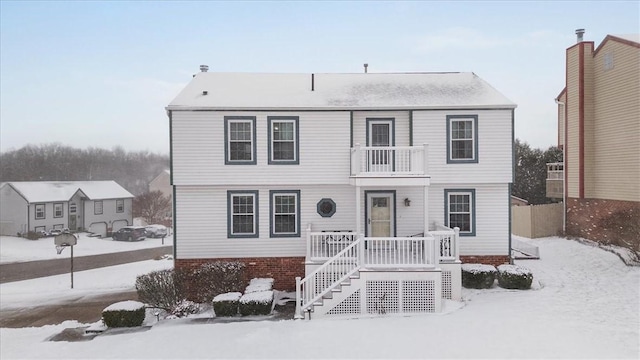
[145,224,168,238]
[112,226,146,242]
[49,229,63,236]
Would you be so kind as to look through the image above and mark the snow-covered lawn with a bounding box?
[0,232,172,264]
[1,236,639,359]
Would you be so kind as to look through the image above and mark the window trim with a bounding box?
[224,116,257,165]
[268,116,299,165]
[444,189,476,236]
[53,203,63,218]
[35,204,46,220]
[116,199,124,213]
[227,190,259,238]
[269,190,301,237]
[446,115,478,164]
[94,200,103,215]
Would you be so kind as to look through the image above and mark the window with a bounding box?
[268,116,299,164]
[270,190,300,237]
[444,189,476,236]
[54,203,63,218]
[317,198,336,218]
[225,116,257,165]
[94,201,103,215]
[35,204,45,219]
[116,199,124,213]
[447,115,478,163]
[227,191,258,238]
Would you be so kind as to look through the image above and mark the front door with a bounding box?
[366,192,395,238]
[367,120,393,172]
[69,203,77,231]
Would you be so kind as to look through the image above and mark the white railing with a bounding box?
[296,238,362,318]
[432,223,460,261]
[362,237,437,268]
[350,144,427,176]
[308,231,358,261]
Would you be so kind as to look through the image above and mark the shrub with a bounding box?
[461,264,497,289]
[135,269,187,311]
[239,291,273,316]
[102,301,146,327]
[213,292,242,317]
[497,264,533,290]
[168,300,201,318]
[188,261,246,303]
[599,206,640,252]
[25,231,41,240]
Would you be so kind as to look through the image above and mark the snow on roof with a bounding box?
[4,181,133,203]
[168,72,516,110]
[611,34,640,44]
[103,300,145,312]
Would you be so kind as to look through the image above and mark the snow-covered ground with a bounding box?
[1,236,639,359]
[0,232,172,264]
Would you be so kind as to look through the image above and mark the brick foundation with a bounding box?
[460,255,511,267]
[175,257,305,292]
[566,197,640,251]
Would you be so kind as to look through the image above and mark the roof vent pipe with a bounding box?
[311,73,315,91]
[364,63,368,73]
[200,64,209,72]
[575,29,585,43]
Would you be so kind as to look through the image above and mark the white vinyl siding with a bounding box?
[172,111,350,185]
[412,109,512,184]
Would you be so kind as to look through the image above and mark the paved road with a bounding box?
[0,246,173,284]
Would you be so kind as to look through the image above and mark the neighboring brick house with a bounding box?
[554,30,639,250]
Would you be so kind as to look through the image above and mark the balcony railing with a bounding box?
[350,144,427,176]
[546,162,564,198]
[546,162,564,180]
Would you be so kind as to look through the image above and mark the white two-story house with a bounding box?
[167,69,516,318]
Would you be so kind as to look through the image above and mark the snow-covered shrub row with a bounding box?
[245,278,274,293]
[239,290,274,316]
[212,292,242,317]
[461,264,497,289]
[102,301,146,328]
[497,264,533,289]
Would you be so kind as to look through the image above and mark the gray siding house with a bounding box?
[0,181,134,237]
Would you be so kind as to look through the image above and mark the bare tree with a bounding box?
[133,191,171,225]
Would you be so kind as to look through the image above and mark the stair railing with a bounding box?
[295,237,362,319]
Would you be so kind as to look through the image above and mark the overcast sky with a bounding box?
[1,1,638,155]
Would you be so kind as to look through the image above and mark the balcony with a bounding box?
[546,162,564,199]
[349,144,429,186]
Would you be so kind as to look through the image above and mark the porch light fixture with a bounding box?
[404,198,411,207]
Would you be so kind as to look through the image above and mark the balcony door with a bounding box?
[367,119,394,172]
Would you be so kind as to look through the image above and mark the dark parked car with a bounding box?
[112,226,146,242]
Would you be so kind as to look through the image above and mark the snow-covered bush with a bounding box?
[245,278,274,293]
[239,291,274,316]
[102,301,146,328]
[461,264,497,289]
[497,264,533,290]
[168,300,201,318]
[188,261,246,303]
[213,292,242,317]
[135,269,186,311]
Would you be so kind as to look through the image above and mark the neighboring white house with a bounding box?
[167,70,516,318]
[149,169,172,220]
[0,181,134,237]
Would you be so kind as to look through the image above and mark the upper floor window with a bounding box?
[227,191,258,238]
[54,203,63,218]
[94,201,103,215]
[35,204,45,219]
[116,199,124,213]
[270,190,300,237]
[268,116,299,164]
[447,115,478,163]
[225,116,257,165]
[444,189,476,236]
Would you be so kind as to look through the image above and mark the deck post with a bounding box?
[355,185,361,237]
[306,223,312,260]
[353,143,362,176]
[423,143,429,175]
[294,276,303,319]
[454,227,460,261]
[423,185,429,238]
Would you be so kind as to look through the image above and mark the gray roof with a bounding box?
[167,72,516,110]
[2,181,133,203]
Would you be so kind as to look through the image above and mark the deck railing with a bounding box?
[308,231,358,261]
[350,144,427,176]
[362,236,437,268]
